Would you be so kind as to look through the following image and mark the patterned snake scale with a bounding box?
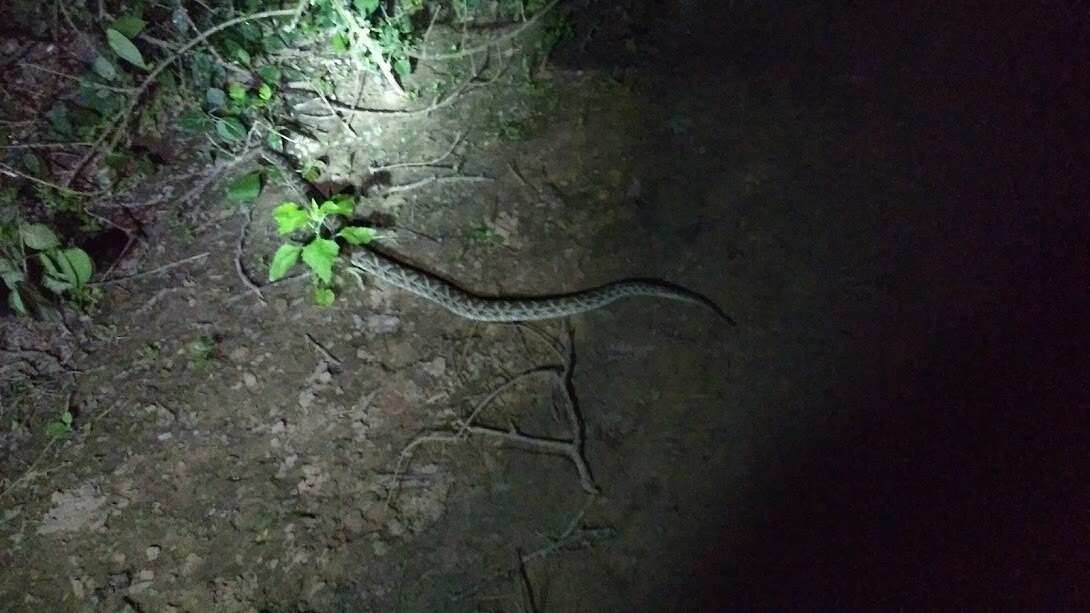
[350,248,734,324]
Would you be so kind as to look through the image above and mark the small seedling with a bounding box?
[188,336,217,369]
[44,407,74,439]
[268,195,376,305]
[469,224,505,247]
[139,342,162,363]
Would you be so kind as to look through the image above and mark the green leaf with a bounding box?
[337,226,376,245]
[262,34,287,54]
[0,258,24,288]
[45,421,71,438]
[46,104,72,136]
[41,273,72,295]
[265,131,284,152]
[354,0,380,15]
[227,82,247,101]
[42,250,77,288]
[8,288,26,314]
[227,172,262,203]
[224,39,252,66]
[302,238,339,284]
[38,250,60,275]
[215,117,246,141]
[106,29,149,70]
[393,56,412,78]
[257,65,281,84]
[257,82,273,101]
[330,33,350,54]
[22,153,42,176]
[314,287,335,307]
[59,248,93,287]
[272,202,309,234]
[268,243,302,281]
[61,410,73,425]
[238,22,262,42]
[206,87,227,108]
[92,55,117,81]
[20,224,59,250]
[110,16,147,38]
[179,110,211,133]
[303,164,322,183]
[318,196,354,217]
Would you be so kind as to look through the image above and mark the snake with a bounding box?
[261,151,731,324]
[350,248,734,324]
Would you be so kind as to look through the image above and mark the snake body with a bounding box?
[350,249,732,324]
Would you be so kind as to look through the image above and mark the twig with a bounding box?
[289,57,489,120]
[0,142,93,150]
[309,79,357,137]
[369,132,464,172]
[328,0,406,97]
[0,437,59,500]
[18,62,137,94]
[135,286,183,315]
[234,205,267,303]
[508,160,539,195]
[0,161,103,197]
[514,550,539,613]
[381,173,492,195]
[463,422,597,494]
[304,333,342,366]
[388,366,560,506]
[521,493,600,563]
[89,252,209,287]
[389,325,600,501]
[409,0,561,61]
[223,269,310,305]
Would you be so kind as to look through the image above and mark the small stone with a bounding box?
[229,347,250,363]
[421,357,446,378]
[385,518,405,537]
[365,314,400,335]
[242,372,258,389]
[182,553,202,576]
[145,545,161,561]
[371,539,388,556]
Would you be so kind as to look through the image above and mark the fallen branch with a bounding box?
[389,325,600,506]
[234,205,267,304]
[90,252,209,287]
[381,173,493,195]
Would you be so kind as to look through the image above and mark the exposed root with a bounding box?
[389,325,599,509]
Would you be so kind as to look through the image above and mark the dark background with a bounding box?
[561,1,1087,609]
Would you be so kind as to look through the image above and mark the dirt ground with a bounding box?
[3,2,1082,612]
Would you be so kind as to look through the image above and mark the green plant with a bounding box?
[268,195,376,306]
[43,406,74,439]
[468,223,505,247]
[0,222,95,315]
[188,336,218,369]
